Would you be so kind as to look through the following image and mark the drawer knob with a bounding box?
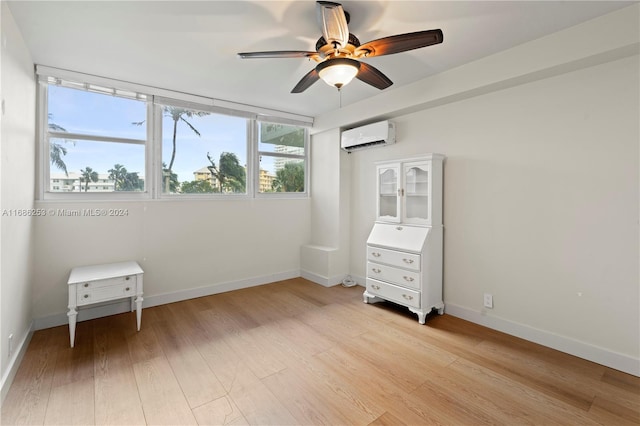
[372,284,381,290]
[125,276,130,281]
[83,283,89,288]
[372,268,381,274]
[371,252,381,257]
[125,287,130,291]
[402,258,414,264]
[83,294,89,299]
[403,276,415,282]
[402,294,413,301]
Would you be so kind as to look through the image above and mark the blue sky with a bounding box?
[49,85,248,183]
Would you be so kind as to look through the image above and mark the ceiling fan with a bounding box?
[238,1,443,93]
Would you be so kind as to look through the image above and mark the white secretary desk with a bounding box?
[365,154,445,323]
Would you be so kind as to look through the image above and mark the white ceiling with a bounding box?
[7,1,633,118]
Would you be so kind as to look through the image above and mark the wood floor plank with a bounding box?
[192,310,246,392]
[51,320,95,388]
[223,325,288,379]
[93,316,146,426]
[0,328,62,425]
[368,411,408,426]
[43,378,95,425]
[284,353,385,425]
[151,319,226,408]
[262,368,357,425]
[191,396,248,426]
[225,361,298,425]
[447,357,601,424]
[475,339,602,410]
[263,317,334,358]
[132,356,197,425]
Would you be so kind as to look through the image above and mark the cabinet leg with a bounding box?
[409,307,427,324]
[67,308,77,348]
[135,295,143,331]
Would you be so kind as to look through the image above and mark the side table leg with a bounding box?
[67,308,77,348]
[135,295,143,331]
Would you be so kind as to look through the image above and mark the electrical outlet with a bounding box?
[483,293,493,309]
[8,333,14,358]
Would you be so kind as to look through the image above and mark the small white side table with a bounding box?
[67,261,144,348]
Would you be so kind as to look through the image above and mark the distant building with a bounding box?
[50,172,115,192]
[50,172,144,192]
[193,166,275,192]
[259,169,275,192]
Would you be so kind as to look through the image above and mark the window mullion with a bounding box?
[48,131,146,146]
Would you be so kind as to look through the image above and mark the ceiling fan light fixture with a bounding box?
[317,58,360,89]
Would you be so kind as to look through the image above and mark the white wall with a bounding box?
[0,2,36,400]
[32,198,310,324]
[312,5,640,375]
[301,128,351,285]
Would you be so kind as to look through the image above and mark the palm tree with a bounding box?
[134,107,209,193]
[79,167,99,192]
[108,164,128,191]
[164,107,208,182]
[272,162,304,192]
[207,152,246,193]
[162,162,179,193]
[48,114,72,175]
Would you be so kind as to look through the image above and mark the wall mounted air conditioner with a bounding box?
[341,120,396,153]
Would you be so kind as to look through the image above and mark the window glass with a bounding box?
[48,85,146,139]
[160,106,248,194]
[46,84,147,193]
[49,138,145,192]
[258,122,306,194]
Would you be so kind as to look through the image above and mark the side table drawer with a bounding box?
[77,282,136,306]
[367,261,420,290]
[79,275,136,290]
[367,246,420,271]
[366,278,420,309]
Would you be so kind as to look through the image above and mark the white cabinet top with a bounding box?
[68,261,143,285]
[367,223,430,253]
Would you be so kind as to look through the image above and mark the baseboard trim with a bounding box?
[1,322,34,405]
[300,270,344,287]
[445,303,640,377]
[34,270,301,331]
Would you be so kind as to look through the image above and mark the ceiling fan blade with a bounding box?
[316,1,349,49]
[356,62,393,90]
[238,51,319,59]
[291,68,320,93]
[355,29,443,58]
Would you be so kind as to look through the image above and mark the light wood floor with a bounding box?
[2,278,638,425]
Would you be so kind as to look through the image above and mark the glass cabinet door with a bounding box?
[377,165,400,222]
[403,161,430,224]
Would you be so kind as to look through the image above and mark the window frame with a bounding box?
[254,120,309,198]
[152,98,254,199]
[36,66,312,201]
[37,80,153,201]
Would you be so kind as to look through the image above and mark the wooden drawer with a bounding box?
[367,246,420,271]
[77,280,136,306]
[366,278,420,309]
[78,275,136,290]
[367,261,420,290]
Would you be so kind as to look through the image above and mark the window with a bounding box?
[37,66,311,200]
[159,104,248,195]
[44,82,148,195]
[257,122,307,194]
